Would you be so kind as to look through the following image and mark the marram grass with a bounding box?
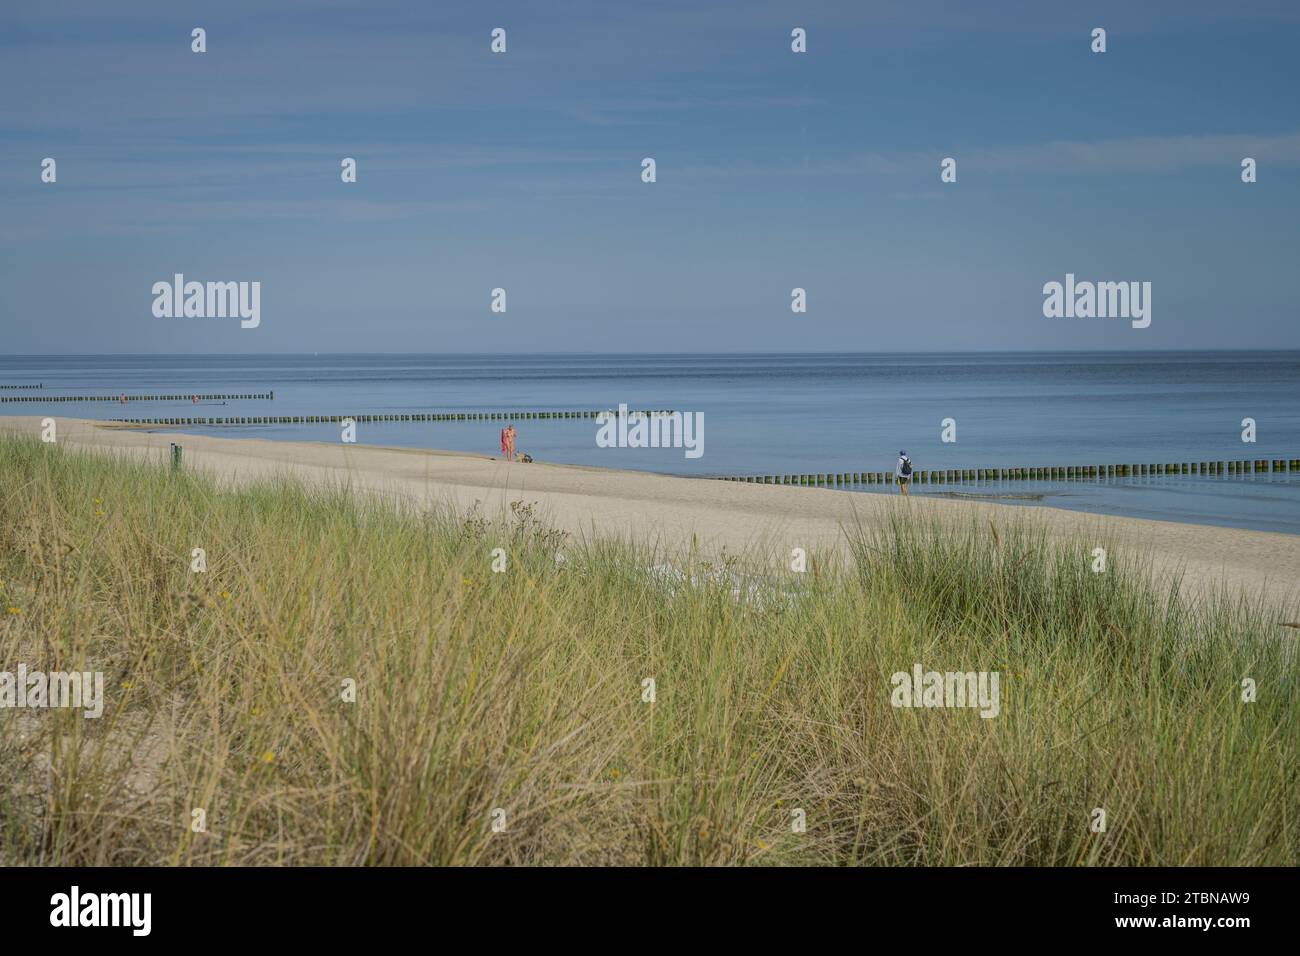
[0,435,1295,866]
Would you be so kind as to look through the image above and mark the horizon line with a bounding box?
[4,348,1300,359]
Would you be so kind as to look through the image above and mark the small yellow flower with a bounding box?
[756,840,768,851]
[609,768,621,779]
[121,680,133,690]
[219,590,231,601]
[94,510,105,518]
[262,751,275,763]
[250,706,260,716]
[94,498,102,504]
[6,607,20,615]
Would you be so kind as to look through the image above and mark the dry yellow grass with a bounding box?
[1,435,1296,865]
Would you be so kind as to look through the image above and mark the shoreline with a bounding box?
[4,415,1298,610]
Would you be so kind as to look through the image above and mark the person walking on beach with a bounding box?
[500,425,510,460]
[506,424,517,461]
[896,450,913,496]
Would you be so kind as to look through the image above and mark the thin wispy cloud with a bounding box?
[672,131,1300,182]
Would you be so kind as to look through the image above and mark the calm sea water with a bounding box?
[3,352,1298,534]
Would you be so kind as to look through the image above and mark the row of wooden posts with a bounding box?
[113,409,674,426]
[2,391,273,403]
[0,384,43,389]
[722,459,1300,486]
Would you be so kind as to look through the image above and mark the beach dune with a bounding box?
[3,415,1297,609]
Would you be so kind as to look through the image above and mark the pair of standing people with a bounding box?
[500,423,518,461]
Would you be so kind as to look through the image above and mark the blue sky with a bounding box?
[1,0,1298,353]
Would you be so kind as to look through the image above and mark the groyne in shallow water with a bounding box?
[716,459,1300,487]
[3,391,273,403]
[110,409,673,425]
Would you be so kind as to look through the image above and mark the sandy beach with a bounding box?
[4,415,1298,608]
